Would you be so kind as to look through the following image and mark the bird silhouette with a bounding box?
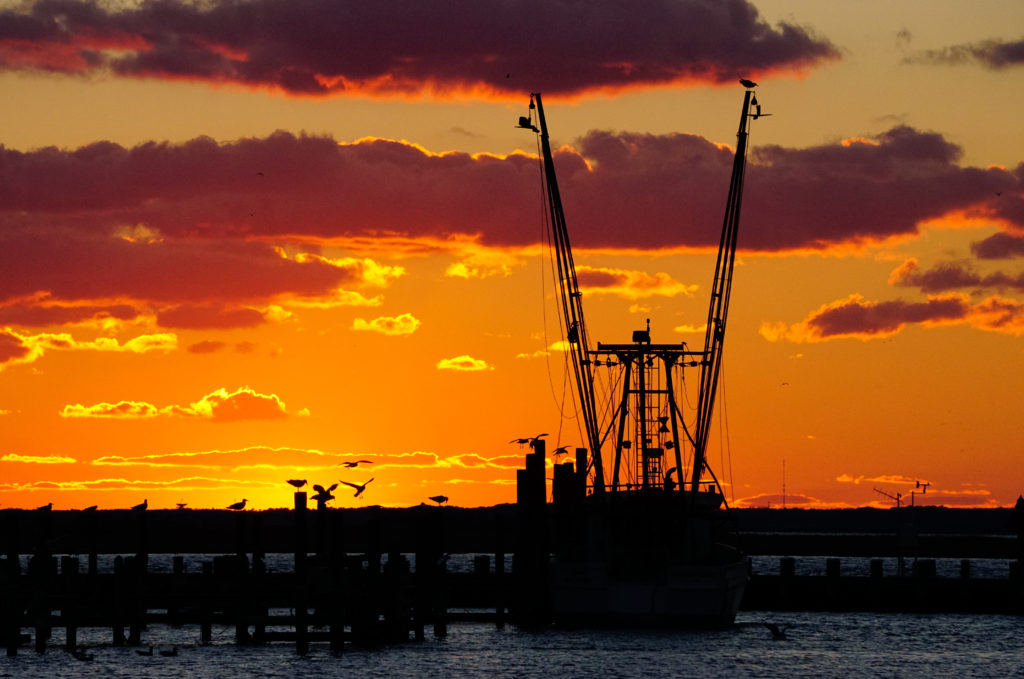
[429,495,448,505]
[311,483,338,504]
[176,503,187,510]
[131,499,148,511]
[340,478,373,497]
[764,622,787,640]
[287,479,307,488]
[510,437,531,445]
[36,502,53,511]
[227,499,247,511]
[740,78,758,88]
[339,460,373,468]
[82,505,97,512]
[553,446,570,456]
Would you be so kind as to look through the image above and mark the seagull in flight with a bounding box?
[338,460,373,468]
[227,499,247,511]
[553,446,570,456]
[340,478,374,497]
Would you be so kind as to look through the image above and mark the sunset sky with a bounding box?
[2,0,1023,511]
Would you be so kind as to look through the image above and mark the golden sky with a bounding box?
[1,0,1023,510]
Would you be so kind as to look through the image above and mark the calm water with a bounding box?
[3,612,1023,678]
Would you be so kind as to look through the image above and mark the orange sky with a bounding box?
[2,0,1023,511]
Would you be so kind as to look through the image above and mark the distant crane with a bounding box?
[873,488,902,508]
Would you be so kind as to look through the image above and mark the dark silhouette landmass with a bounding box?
[0,505,1015,557]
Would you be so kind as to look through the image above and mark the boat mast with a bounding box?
[690,87,758,493]
[519,93,606,494]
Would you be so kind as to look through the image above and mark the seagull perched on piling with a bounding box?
[340,478,373,497]
[131,499,148,511]
[338,460,373,468]
[227,499,247,511]
[740,78,758,88]
[429,495,448,505]
[287,479,307,489]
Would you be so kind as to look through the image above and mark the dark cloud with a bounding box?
[0,330,30,364]
[186,340,227,354]
[157,304,266,330]
[890,259,1024,294]
[905,37,1024,69]
[0,303,139,326]
[0,0,838,96]
[804,296,969,339]
[972,231,1024,259]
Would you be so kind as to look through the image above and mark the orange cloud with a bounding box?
[436,355,494,371]
[61,386,296,422]
[0,328,177,371]
[1,453,77,464]
[351,313,421,336]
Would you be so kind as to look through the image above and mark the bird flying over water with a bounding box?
[227,499,247,511]
[287,479,307,488]
[338,460,373,468]
[429,495,448,505]
[340,478,374,497]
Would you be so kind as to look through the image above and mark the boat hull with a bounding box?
[550,556,749,627]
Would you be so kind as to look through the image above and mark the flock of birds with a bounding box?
[31,459,452,512]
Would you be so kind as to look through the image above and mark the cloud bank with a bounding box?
[0,0,838,97]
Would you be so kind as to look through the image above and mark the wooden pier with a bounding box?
[2,499,1023,655]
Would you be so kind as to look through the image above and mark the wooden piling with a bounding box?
[294,492,309,656]
[200,560,212,644]
[61,556,79,652]
[494,515,505,629]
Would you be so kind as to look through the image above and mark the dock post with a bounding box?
[170,556,184,627]
[200,561,212,644]
[61,556,79,652]
[328,509,345,653]
[112,556,126,646]
[294,492,309,656]
[494,515,505,629]
[252,513,266,644]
